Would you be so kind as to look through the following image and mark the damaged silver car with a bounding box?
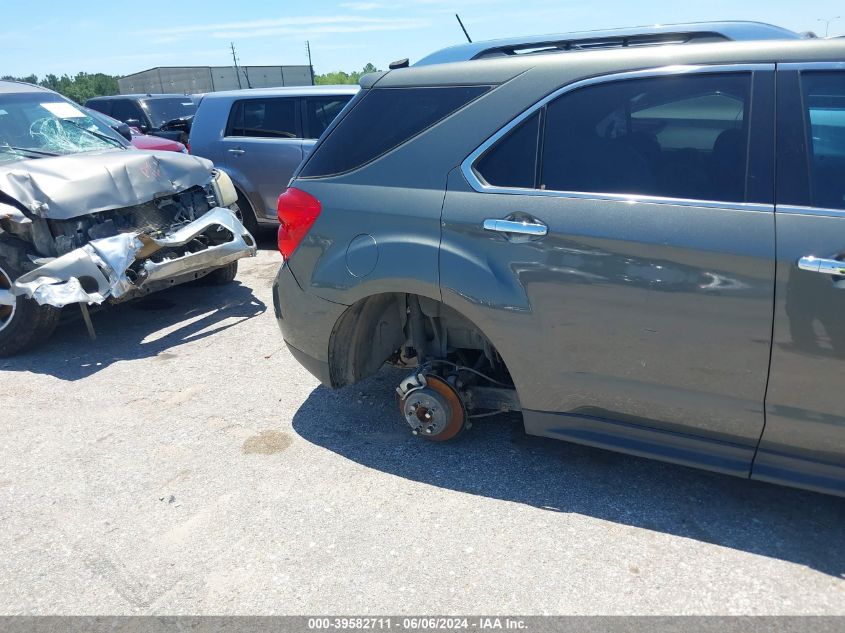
[0,80,257,356]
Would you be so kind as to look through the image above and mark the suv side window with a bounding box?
[542,73,751,202]
[475,111,541,189]
[800,71,845,210]
[305,96,353,139]
[87,100,113,117]
[227,98,298,139]
[111,100,145,125]
[475,73,752,204]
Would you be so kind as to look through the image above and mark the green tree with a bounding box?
[1,72,119,103]
[314,63,381,86]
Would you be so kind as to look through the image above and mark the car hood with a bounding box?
[0,149,214,220]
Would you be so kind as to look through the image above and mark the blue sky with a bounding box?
[2,0,844,78]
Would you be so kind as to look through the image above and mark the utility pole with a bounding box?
[306,40,315,85]
[230,41,243,89]
[818,16,840,37]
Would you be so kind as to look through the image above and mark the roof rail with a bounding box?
[414,21,802,66]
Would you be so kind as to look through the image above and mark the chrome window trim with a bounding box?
[461,63,775,212]
[777,205,845,218]
[778,62,845,71]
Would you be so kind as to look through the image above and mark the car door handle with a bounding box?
[228,148,245,156]
[483,218,548,236]
[798,256,845,275]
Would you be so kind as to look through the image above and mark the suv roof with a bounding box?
[197,85,359,101]
[415,21,802,66]
[86,93,191,101]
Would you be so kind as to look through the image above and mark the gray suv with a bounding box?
[272,28,845,497]
[188,86,358,233]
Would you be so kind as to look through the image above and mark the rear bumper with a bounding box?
[272,261,348,387]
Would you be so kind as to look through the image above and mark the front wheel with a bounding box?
[232,191,260,237]
[200,261,239,285]
[0,256,61,357]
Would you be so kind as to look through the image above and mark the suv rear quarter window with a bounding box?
[300,85,490,178]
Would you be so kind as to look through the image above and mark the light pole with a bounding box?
[818,16,840,37]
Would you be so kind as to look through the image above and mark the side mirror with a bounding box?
[125,118,147,133]
[113,122,132,142]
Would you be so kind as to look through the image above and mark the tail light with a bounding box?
[277,187,321,259]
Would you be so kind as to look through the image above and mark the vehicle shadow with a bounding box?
[293,368,845,579]
[0,281,266,380]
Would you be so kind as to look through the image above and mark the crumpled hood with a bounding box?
[0,149,214,220]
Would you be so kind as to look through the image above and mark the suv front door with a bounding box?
[753,65,845,496]
[220,97,303,221]
[440,65,777,475]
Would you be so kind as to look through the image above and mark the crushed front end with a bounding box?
[0,151,257,308]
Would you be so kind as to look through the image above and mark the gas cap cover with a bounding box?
[345,234,379,278]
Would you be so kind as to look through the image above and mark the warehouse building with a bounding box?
[117,65,314,95]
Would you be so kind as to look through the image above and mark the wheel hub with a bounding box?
[397,373,467,441]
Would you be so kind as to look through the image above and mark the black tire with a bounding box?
[0,254,61,357]
[233,191,260,237]
[200,260,239,285]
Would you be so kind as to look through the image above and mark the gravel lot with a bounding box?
[1,236,843,615]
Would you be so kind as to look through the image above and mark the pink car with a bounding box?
[85,107,187,153]
[128,127,187,153]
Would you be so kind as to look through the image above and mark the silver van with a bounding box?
[188,86,358,233]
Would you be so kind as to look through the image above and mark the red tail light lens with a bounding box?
[277,187,321,259]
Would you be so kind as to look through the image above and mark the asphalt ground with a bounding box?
[0,232,843,614]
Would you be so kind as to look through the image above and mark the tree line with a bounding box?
[2,63,383,102]
[1,72,120,103]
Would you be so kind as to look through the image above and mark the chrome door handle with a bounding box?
[798,256,845,275]
[228,148,245,155]
[483,218,548,236]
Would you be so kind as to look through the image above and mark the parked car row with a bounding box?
[2,20,844,499]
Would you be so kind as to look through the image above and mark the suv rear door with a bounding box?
[752,64,845,495]
[220,96,302,221]
[441,65,777,475]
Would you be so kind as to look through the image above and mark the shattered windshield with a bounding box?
[141,97,196,128]
[0,92,126,162]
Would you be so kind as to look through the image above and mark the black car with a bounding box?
[85,94,196,143]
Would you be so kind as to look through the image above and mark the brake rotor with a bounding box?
[399,374,466,442]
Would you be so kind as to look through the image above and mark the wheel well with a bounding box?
[328,292,512,388]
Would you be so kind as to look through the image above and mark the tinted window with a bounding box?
[141,98,196,128]
[86,100,112,116]
[541,73,751,202]
[227,98,298,138]
[305,96,353,139]
[111,100,146,125]
[301,85,490,177]
[801,71,845,210]
[475,111,541,188]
